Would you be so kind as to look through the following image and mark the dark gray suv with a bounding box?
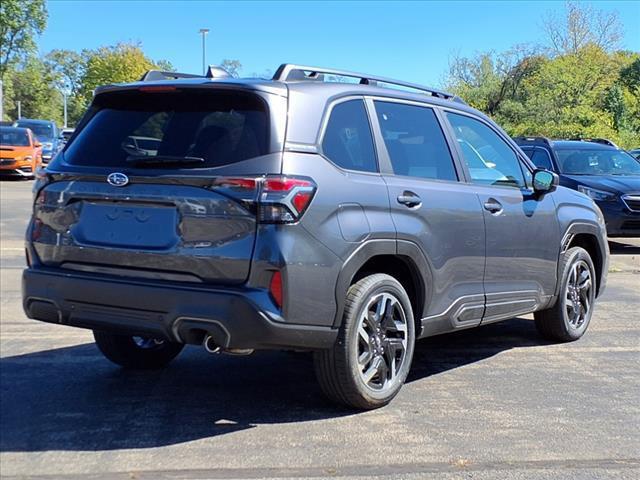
[23,64,609,409]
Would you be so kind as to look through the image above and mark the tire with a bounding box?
[93,330,184,369]
[314,274,416,410]
[534,247,596,342]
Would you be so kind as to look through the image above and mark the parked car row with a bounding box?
[514,137,640,238]
[0,126,44,178]
[0,119,75,178]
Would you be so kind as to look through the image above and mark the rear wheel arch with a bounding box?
[334,240,432,335]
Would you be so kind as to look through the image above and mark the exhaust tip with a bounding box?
[203,335,221,354]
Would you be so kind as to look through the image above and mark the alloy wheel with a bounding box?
[565,260,593,329]
[356,292,409,392]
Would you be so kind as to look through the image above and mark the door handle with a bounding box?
[397,191,422,208]
[483,198,503,214]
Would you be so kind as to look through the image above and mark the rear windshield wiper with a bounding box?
[126,155,205,165]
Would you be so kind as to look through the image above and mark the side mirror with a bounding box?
[533,169,559,194]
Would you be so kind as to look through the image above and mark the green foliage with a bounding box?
[79,43,159,103]
[0,0,47,78]
[5,57,62,123]
[44,49,86,94]
[620,58,640,91]
[3,41,178,126]
[447,2,639,149]
[448,45,640,149]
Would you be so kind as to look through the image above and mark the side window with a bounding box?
[530,148,553,170]
[521,147,534,160]
[321,100,377,173]
[374,101,458,181]
[446,112,526,188]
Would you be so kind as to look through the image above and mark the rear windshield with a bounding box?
[15,122,53,140]
[64,89,269,169]
[0,128,30,147]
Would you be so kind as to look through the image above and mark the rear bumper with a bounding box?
[22,268,337,350]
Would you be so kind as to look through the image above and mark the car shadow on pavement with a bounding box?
[608,240,640,255]
[0,317,548,452]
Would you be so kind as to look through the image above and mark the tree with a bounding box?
[79,43,165,102]
[543,1,623,55]
[44,49,86,95]
[447,45,543,116]
[0,0,47,78]
[604,84,626,132]
[7,58,62,123]
[620,58,640,92]
[220,59,242,78]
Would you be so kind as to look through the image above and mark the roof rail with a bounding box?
[571,137,619,149]
[139,65,231,82]
[272,64,465,103]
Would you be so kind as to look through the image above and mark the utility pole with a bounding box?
[17,101,21,119]
[199,28,210,75]
[0,80,3,122]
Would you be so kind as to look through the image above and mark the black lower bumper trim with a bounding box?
[22,268,337,350]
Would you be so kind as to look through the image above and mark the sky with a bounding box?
[39,0,640,87]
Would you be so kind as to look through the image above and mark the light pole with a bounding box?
[61,83,70,128]
[63,90,68,128]
[199,28,210,75]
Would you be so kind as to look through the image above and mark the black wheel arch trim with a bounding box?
[556,222,608,298]
[333,239,433,332]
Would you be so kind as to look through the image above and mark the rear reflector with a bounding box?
[212,177,258,189]
[269,271,283,308]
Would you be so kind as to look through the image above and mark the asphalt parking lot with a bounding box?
[1,179,639,480]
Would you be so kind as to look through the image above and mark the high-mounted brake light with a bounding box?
[138,86,178,93]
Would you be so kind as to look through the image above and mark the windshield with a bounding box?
[15,122,54,140]
[64,89,269,169]
[0,128,30,147]
[556,148,640,176]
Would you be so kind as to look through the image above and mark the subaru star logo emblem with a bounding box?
[107,172,129,187]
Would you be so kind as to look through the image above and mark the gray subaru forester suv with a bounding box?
[23,64,609,409]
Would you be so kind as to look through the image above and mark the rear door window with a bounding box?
[64,89,269,170]
[321,99,377,173]
[374,101,458,181]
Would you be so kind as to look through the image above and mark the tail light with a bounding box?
[32,166,50,201]
[259,177,316,223]
[211,175,316,224]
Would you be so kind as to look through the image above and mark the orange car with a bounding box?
[0,126,43,179]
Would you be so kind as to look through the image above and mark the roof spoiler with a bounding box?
[512,136,553,146]
[139,65,231,82]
